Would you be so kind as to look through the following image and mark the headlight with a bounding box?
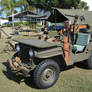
[29,48,34,57]
[16,45,20,52]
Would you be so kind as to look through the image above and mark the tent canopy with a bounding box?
[47,8,92,26]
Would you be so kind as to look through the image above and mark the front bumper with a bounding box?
[8,57,31,77]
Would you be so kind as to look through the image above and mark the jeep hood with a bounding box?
[14,38,59,48]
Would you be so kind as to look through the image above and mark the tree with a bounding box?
[0,0,18,26]
[26,0,89,11]
[58,0,80,9]
[78,1,89,10]
[0,0,17,16]
[16,0,35,11]
[7,10,18,16]
[0,0,35,17]
[26,0,58,11]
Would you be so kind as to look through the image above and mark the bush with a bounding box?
[7,22,37,27]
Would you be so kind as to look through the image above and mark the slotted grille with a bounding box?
[20,44,30,61]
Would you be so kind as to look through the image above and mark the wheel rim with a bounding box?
[41,67,56,84]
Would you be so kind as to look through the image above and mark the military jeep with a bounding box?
[8,30,92,88]
[8,10,92,88]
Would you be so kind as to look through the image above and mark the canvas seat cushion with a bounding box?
[72,33,90,52]
[72,45,85,52]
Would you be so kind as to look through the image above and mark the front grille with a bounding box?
[19,44,30,61]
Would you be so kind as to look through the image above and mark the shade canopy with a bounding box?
[47,8,92,26]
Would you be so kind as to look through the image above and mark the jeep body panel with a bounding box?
[68,42,92,65]
[35,46,63,58]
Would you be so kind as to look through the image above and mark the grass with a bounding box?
[0,35,92,92]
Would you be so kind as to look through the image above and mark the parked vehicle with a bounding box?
[8,12,92,89]
[48,25,63,31]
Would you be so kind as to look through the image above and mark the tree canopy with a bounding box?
[26,0,89,11]
[0,0,34,17]
[0,0,89,17]
[0,0,17,16]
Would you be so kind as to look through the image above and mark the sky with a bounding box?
[81,0,92,11]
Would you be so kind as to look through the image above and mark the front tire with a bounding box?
[33,59,60,89]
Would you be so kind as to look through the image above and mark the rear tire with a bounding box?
[87,50,92,69]
[33,59,60,89]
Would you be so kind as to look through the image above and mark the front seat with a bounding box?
[72,33,90,52]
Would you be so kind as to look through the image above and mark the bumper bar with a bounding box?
[8,59,31,77]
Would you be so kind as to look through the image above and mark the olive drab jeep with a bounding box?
[8,12,92,89]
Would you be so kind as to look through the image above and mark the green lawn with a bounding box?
[0,38,92,92]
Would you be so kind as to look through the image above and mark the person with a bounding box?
[59,21,70,64]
